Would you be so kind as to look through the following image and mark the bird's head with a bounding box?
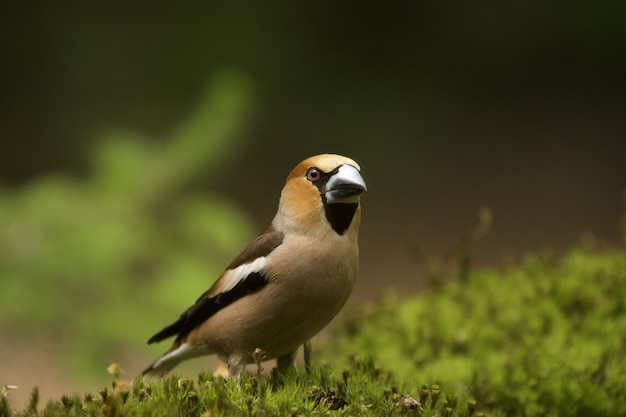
[276,154,367,236]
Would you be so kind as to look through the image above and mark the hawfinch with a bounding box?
[143,154,367,377]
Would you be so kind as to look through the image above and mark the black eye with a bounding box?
[306,167,321,182]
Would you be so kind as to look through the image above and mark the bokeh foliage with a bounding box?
[0,70,256,377]
[325,249,626,416]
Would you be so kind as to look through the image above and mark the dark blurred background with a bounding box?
[1,0,625,406]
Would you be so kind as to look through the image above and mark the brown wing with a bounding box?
[147,227,284,344]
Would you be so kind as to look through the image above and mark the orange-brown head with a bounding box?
[274,154,366,236]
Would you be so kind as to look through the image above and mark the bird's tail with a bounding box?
[142,342,207,377]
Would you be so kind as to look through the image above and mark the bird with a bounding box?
[142,153,367,377]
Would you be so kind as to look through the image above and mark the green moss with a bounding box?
[4,362,486,417]
[5,248,623,416]
[325,249,626,417]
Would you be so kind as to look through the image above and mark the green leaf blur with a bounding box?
[0,70,256,379]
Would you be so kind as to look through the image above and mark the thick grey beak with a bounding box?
[325,164,367,204]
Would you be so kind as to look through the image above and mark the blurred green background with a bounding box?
[1,1,625,407]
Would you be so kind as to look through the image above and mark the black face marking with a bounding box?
[324,203,359,235]
[304,165,359,235]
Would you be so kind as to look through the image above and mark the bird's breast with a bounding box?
[196,231,359,359]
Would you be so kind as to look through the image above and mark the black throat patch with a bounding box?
[324,202,359,235]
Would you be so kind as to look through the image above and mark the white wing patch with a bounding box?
[220,257,267,293]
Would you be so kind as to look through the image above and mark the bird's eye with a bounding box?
[306,167,321,182]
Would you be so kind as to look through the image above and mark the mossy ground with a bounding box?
[3,358,483,417]
[323,248,626,417]
[3,247,625,417]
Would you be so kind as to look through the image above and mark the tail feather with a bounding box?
[147,317,185,344]
[142,359,178,377]
[142,342,208,377]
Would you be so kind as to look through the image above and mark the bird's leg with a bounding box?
[276,350,297,373]
[303,340,312,373]
[227,354,247,378]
